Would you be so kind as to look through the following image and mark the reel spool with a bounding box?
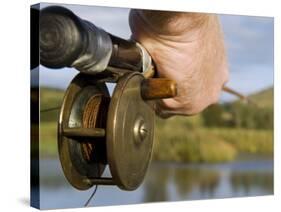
[58,72,176,191]
[58,74,110,190]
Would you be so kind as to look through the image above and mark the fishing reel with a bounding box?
[40,6,177,191]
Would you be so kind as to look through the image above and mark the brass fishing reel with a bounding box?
[40,6,177,191]
[58,71,176,191]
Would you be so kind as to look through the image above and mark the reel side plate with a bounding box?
[107,72,155,190]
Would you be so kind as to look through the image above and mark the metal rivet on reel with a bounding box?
[133,116,148,144]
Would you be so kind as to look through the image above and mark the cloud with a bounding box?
[220,14,274,71]
[217,14,274,101]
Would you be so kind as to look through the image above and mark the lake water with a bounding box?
[39,157,273,209]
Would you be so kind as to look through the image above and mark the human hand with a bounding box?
[129,10,229,117]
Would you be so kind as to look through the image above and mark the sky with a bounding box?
[38,3,274,102]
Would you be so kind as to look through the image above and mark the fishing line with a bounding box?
[84,162,101,207]
[84,185,99,207]
[40,106,61,113]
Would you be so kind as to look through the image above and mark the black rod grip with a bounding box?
[40,6,85,68]
[40,6,144,73]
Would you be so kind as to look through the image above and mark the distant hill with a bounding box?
[249,87,273,108]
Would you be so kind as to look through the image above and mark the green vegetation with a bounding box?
[210,128,273,155]
[153,116,272,163]
[202,87,273,129]
[40,122,58,157]
[38,87,273,162]
[153,125,238,163]
[40,87,64,122]
[39,87,64,157]
[251,87,273,108]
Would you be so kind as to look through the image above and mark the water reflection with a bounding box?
[142,161,273,203]
[142,165,221,202]
[40,159,273,209]
[143,167,171,202]
[231,171,273,195]
[174,168,219,198]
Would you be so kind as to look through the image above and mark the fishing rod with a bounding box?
[223,86,256,106]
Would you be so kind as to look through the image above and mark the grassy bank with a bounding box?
[152,116,273,163]
[153,126,272,163]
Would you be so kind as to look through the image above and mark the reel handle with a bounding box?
[40,6,145,74]
[141,78,177,100]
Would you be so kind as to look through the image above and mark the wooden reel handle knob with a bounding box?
[141,78,177,100]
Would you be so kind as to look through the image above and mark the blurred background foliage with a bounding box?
[39,87,273,163]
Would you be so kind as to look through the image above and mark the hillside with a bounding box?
[249,87,273,108]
